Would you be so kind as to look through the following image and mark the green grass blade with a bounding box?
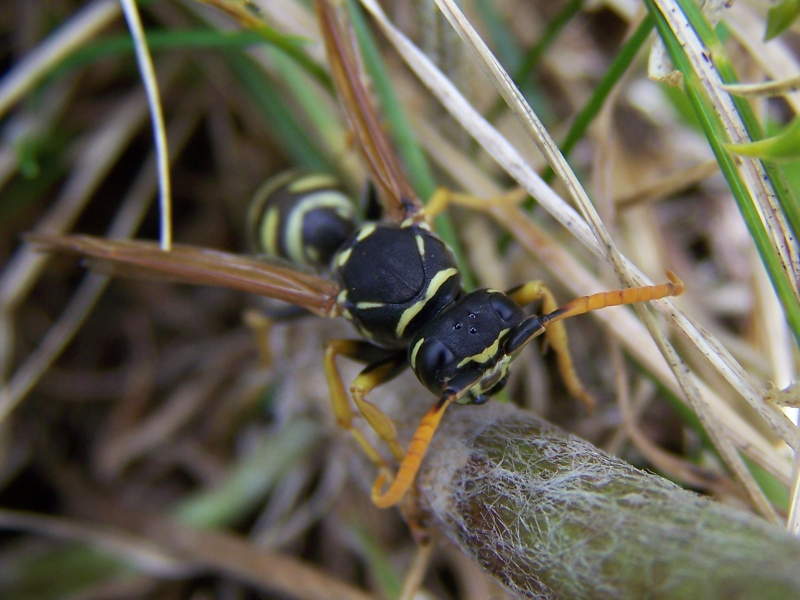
[49,28,330,93]
[765,0,800,41]
[225,51,331,172]
[644,0,800,345]
[485,0,585,122]
[542,15,654,184]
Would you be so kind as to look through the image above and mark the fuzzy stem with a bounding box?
[415,402,800,599]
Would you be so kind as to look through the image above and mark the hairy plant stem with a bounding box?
[410,402,800,599]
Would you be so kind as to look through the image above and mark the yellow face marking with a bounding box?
[285,191,353,265]
[260,206,280,257]
[410,337,425,369]
[335,247,353,269]
[472,356,512,395]
[356,301,385,309]
[288,173,338,193]
[457,328,510,368]
[337,289,348,304]
[415,234,425,258]
[401,217,414,228]
[395,268,458,338]
[355,222,377,241]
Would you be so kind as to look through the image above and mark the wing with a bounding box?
[316,0,423,223]
[29,234,341,318]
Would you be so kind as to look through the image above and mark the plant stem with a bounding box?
[415,402,800,599]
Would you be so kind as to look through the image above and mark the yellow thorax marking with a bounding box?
[335,247,353,269]
[457,328,510,368]
[395,268,458,338]
[415,234,425,258]
[356,301,385,309]
[356,222,377,241]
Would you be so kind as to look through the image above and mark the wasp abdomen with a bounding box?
[249,173,356,270]
[334,223,461,348]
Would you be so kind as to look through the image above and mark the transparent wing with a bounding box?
[29,234,341,318]
[317,0,423,223]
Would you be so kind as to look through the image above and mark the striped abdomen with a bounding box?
[249,172,357,270]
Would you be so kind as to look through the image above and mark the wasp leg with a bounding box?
[243,305,315,368]
[350,354,409,461]
[505,281,597,411]
[243,309,274,368]
[324,340,407,468]
[424,187,527,223]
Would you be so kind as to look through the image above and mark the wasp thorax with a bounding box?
[408,290,526,400]
[334,222,461,348]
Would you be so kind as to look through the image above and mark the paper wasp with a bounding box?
[30,1,683,510]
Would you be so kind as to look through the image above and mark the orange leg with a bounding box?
[371,396,455,508]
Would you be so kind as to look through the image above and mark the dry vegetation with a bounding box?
[1,0,799,598]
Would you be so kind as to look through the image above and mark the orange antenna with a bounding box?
[371,395,455,508]
[543,271,683,327]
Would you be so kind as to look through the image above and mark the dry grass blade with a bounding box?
[0,85,156,311]
[0,509,193,577]
[0,509,373,600]
[721,77,800,99]
[613,349,742,498]
[0,0,119,118]
[615,159,719,209]
[150,518,374,600]
[119,0,172,250]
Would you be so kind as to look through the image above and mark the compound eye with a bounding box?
[419,339,455,373]
[490,294,519,323]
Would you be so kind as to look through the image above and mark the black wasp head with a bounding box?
[409,289,542,403]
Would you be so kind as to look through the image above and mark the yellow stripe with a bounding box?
[335,247,353,269]
[285,191,353,265]
[410,337,425,369]
[356,222,377,241]
[261,207,280,257]
[395,268,458,338]
[415,234,425,258]
[356,301,385,309]
[288,173,337,193]
[457,328,510,368]
[248,172,296,253]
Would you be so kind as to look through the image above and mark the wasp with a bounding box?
[31,1,683,510]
